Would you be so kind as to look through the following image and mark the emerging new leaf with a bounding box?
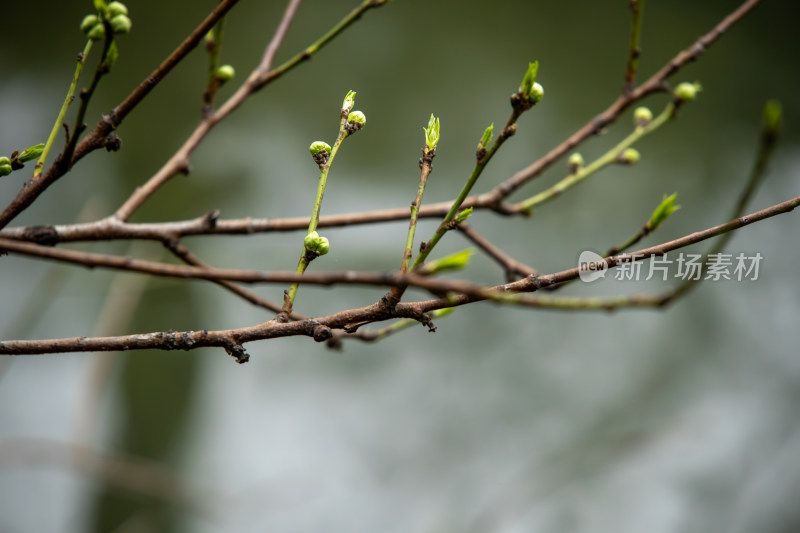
[518,61,539,97]
[341,90,356,117]
[478,123,493,150]
[649,193,680,230]
[423,249,474,275]
[17,143,44,163]
[423,114,440,151]
[455,207,473,224]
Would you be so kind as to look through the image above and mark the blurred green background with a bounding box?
[1,1,799,532]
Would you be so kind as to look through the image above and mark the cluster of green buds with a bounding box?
[512,61,544,112]
[309,141,332,166]
[304,231,330,256]
[0,157,12,177]
[80,1,131,41]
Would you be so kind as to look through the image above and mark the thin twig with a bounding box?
[1,193,797,356]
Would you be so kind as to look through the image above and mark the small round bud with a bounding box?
[304,231,330,255]
[619,148,641,164]
[528,82,544,104]
[0,157,12,177]
[110,14,132,34]
[567,152,584,172]
[345,111,366,134]
[309,141,332,165]
[87,23,106,41]
[80,14,100,34]
[633,106,653,127]
[216,64,235,82]
[107,2,129,17]
[674,82,701,103]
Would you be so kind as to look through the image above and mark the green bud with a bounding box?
[341,90,356,116]
[619,147,641,164]
[87,23,105,41]
[80,14,100,34]
[17,143,44,163]
[107,1,128,17]
[0,157,11,177]
[423,114,440,151]
[478,123,493,150]
[102,41,119,70]
[567,152,584,172]
[304,231,330,255]
[518,61,539,97]
[762,99,782,136]
[93,0,109,18]
[430,307,456,318]
[216,64,235,82]
[455,206,473,224]
[423,249,474,275]
[110,14,132,34]
[674,81,701,103]
[633,106,653,127]
[309,141,332,165]
[345,110,366,134]
[649,193,680,229]
[528,82,544,104]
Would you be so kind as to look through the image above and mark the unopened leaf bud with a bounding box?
[345,110,366,134]
[309,141,332,165]
[110,14,132,34]
[87,23,105,41]
[518,61,539,97]
[567,152,584,172]
[478,123,494,150]
[0,157,12,177]
[633,106,653,127]
[455,207,473,223]
[216,64,235,82]
[80,14,100,34]
[674,82,701,103]
[341,90,356,116]
[17,143,44,163]
[107,1,128,17]
[528,82,544,105]
[619,147,641,164]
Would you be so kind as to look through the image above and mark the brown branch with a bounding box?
[0,0,241,231]
[114,0,304,222]
[2,193,796,356]
[456,222,540,282]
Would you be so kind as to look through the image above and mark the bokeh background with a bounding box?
[1,1,799,532]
